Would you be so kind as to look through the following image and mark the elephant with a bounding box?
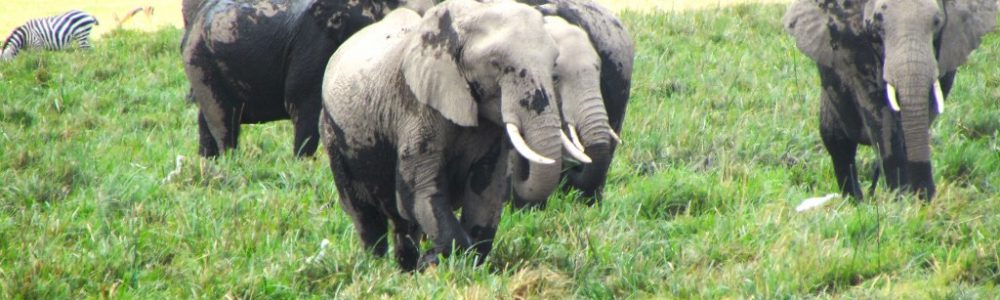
[507,13,622,208]
[509,0,635,206]
[318,0,580,270]
[181,0,432,158]
[783,0,997,200]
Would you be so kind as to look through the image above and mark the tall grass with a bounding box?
[1,5,998,298]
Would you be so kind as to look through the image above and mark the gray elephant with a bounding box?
[181,0,431,158]
[784,0,997,199]
[507,14,622,208]
[319,0,579,270]
[508,0,634,205]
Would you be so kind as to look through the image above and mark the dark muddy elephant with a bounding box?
[181,0,431,158]
[319,1,573,270]
[511,0,634,206]
[784,0,997,199]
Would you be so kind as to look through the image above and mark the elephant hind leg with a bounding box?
[285,88,321,157]
[192,96,242,157]
[185,51,243,157]
[320,112,391,256]
[292,117,320,157]
[327,152,391,256]
[198,111,220,157]
[392,222,421,271]
[345,198,390,256]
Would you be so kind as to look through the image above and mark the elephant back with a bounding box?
[327,8,420,69]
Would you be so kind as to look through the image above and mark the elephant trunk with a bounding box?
[566,95,614,202]
[897,78,935,198]
[511,115,564,207]
[884,36,937,198]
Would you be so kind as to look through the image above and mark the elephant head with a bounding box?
[784,0,996,198]
[402,0,567,204]
[510,15,619,207]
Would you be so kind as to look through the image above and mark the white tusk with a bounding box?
[886,84,901,112]
[609,129,622,145]
[933,80,945,114]
[506,123,555,165]
[561,131,592,163]
[568,126,585,151]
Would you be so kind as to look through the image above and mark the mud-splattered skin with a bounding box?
[499,0,634,205]
[784,0,996,200]
[181,0,427,157]
[320,1,562,270]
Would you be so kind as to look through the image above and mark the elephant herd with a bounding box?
[180,0,997,270]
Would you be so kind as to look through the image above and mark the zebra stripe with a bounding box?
[1,10,98,61]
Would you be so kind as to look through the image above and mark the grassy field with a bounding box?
[0,0,790,38]
[2,3,999,298]
[0,0,183,38]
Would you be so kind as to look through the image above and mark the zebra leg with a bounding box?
[76,33,92,49]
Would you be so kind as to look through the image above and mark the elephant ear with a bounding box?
[783,0,855,68]
[402,9,478,127]
[938,0,998,73]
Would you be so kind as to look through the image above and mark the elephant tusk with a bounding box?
[933,80,945,114]
[609,129,622,145]
[885,84,901,112]
[506,123,556,165]
[561,131,592,163]
[567,126,585,151]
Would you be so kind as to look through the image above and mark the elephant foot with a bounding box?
[511,193,547,210]
[418,252,441,270]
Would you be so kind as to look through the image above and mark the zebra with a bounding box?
[1,10,99,61]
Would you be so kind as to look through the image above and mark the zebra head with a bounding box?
[0,47,14,61]
[1,26,26,61]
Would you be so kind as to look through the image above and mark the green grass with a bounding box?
[2,5,999,298]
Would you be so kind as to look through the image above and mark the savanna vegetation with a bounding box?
[1,4,998,298]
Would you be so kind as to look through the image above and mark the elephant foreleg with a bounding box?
[459,143,509,260]
[821,120,863,200]
[818,67,864,200]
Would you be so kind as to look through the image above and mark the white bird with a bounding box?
[162,155,185,184]
[796,193,839,212]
